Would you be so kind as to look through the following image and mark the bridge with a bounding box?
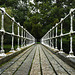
[0,8,75,75]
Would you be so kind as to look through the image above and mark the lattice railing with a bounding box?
[41,8,75,57]
[0,7,35,56]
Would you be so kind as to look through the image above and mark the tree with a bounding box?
[0,0,18,7]
[12,0,28,25]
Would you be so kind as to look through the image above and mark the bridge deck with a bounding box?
[0,44,75,75]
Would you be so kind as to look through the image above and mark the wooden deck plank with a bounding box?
[0,44,75,75]
[30,45,41,75]
[39,45,56,75]
[42,45,75,75]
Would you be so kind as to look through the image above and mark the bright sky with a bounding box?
[30,0,35,4]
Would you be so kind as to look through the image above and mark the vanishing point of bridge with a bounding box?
[0,8,75,75]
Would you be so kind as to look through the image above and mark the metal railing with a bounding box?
[0,7,35,56]
[41,8,75,58]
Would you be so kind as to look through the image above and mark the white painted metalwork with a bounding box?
[21,26,23,48]
[41,8,75,57]
[16,23,20,51]
[10,18,15,52]
[52,27,54,49]
[0,8,6,56]
[0,7,35,56]
[58,18,64,53]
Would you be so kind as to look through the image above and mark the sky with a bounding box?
[30,0,34,4]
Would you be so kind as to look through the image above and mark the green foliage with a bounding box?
[0,0,18,7]
[0,0,75,55]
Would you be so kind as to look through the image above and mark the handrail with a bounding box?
[41,8,75,58]
[0,7,35,56]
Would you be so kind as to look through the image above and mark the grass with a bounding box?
[36,42,41,44]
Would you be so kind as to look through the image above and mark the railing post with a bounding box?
[21,26,23,48]
[52,27,54,49]
[54,23,59,51]
[10,17,15,52]
[49,32,50,47]
[16,23,20,51]
[49,30,51,47]
[24,29,26,47]
[51,30,53,48]
[47,33,49,46]
[0,8,6,56]
[33,38,35,44]
[67,9,75,57]
[25,33,27,46]
[26,32,27,46]
[30,36,32,45]
[59,18,64,53]
[50,29,51,48]
[55,27,57,48]
[48,33,49,47]
[41,39,43,44]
